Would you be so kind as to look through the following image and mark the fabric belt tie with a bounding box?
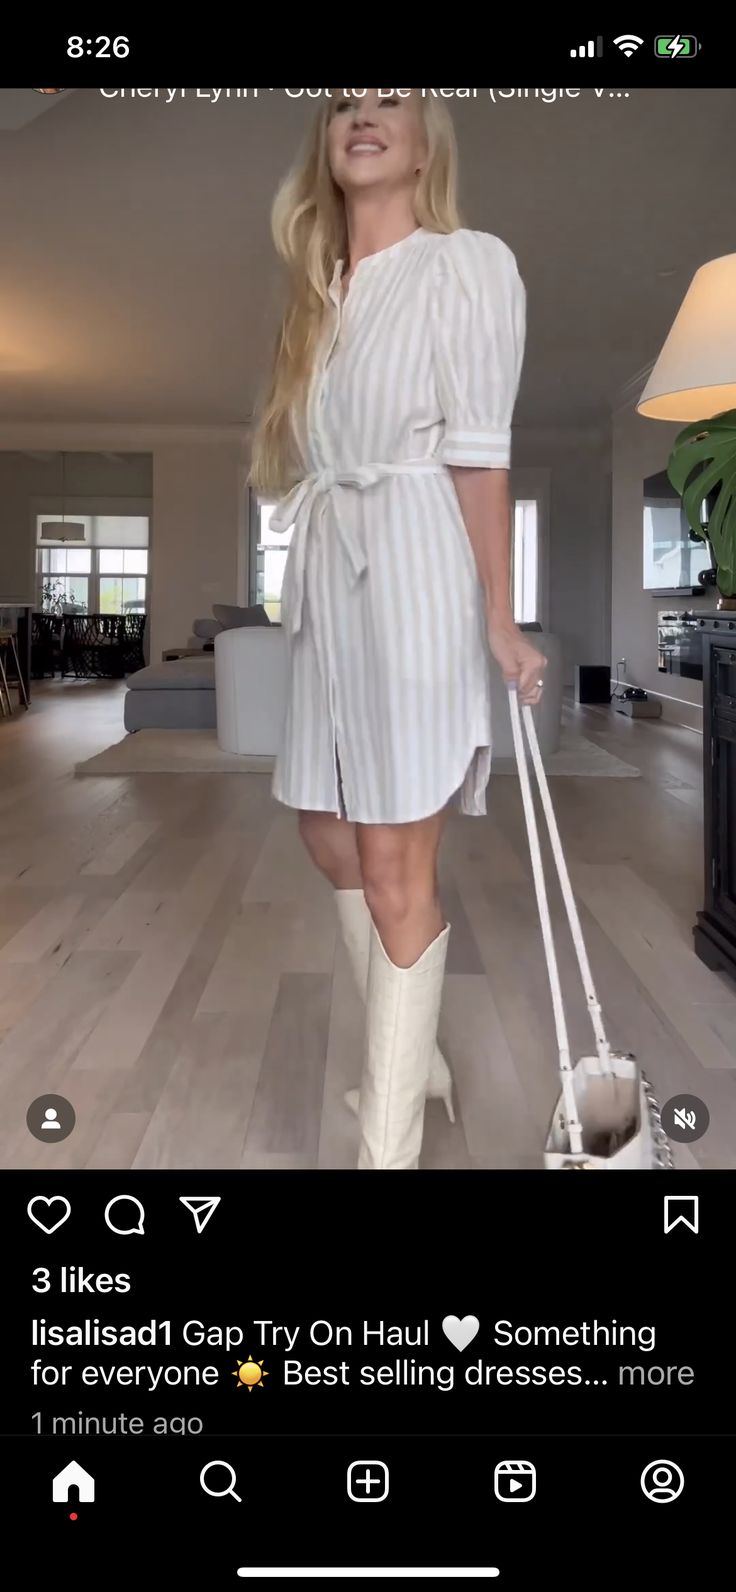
[269,460,445,635]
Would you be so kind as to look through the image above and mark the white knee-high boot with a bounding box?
[358,920,451,1171]
[335,888,454,1122]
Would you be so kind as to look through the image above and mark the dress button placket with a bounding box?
[309,267,354,815]
[316,294,343,440]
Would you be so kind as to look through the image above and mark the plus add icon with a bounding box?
[347,1460,390,1503]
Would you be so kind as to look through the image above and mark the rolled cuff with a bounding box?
[439,428,512,468]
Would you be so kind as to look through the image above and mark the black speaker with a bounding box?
[575,665,611,704]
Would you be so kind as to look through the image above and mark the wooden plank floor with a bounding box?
[0,680,733,1170]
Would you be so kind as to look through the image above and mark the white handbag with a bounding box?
[507,686,673,1171]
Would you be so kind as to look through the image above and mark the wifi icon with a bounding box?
[614,33,644,56]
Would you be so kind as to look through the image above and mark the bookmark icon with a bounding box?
[663,1195,699,1235]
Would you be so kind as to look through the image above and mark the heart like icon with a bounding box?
[27,1195,71,1235]
[442,1314,480,1351]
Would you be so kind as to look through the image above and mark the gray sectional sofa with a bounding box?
[123,603,269,732]
[124,655,216,731]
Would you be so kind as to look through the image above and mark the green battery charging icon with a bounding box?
[655,34,698,56]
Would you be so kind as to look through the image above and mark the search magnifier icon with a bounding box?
[200,1461,242,1502]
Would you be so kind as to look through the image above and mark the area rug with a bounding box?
[75,730,275,776]
[492,726,640,778]
[76,727,640,778]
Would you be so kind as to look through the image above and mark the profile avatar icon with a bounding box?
[33,89,67,95]
[26,1093,76,1143]
[640,1460,684,1503]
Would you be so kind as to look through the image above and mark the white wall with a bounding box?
[0,452,39,601]
[151,441,249,662]
[611,406,713,732]
[0,424,250,665]
[514,427,611,685]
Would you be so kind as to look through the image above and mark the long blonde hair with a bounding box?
[249,94,461,497]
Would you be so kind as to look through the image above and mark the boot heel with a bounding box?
[346,1083,455,1123]
[441,1084,456,1126]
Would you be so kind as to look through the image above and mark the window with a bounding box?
[250,499,293,623]
[36,517,149,615]
[513,499,538,624]
[249,491,541,627]
[37,546,92,613]
[98,548,149,614]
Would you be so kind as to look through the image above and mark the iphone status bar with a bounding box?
[3,26,734,85]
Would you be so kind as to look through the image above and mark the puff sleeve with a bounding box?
[432,229,526,469]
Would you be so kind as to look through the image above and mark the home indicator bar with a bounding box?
[235,1574,502,1582]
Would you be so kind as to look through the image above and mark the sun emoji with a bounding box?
[232,1355,268,1392]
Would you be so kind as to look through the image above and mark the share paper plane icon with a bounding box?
[179,1196,221,1234]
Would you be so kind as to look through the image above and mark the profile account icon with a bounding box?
[640,1460,684,1503]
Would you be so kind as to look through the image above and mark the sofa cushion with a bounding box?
[127,658,215,691]
[212,602,271,629]
[125,689,217,732]
[192,617,223,640]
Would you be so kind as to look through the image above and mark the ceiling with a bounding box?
[1,87,735,430]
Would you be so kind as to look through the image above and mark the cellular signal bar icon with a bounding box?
[570,37,603,58]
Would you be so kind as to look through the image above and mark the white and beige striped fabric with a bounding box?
[270,226,526,824]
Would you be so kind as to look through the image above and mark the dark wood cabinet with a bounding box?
[694,616,736,982]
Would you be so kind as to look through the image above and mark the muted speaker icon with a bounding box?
[661,1094,709,1144]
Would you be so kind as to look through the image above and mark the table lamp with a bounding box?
[637,253,736,607]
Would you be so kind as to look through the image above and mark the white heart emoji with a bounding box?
[442,1314,480,1351]
[27,1196,71,1235]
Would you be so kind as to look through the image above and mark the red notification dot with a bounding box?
[69,1513,78,1521]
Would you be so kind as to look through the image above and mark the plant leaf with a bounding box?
[667,409,736,596]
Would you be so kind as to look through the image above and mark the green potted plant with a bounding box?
[667,409,736,609]
[42,578,80,614]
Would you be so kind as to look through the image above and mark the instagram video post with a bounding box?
[1,29,735,1583]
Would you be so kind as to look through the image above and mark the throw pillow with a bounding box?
[192,617,223,640]
[212,603,272,629]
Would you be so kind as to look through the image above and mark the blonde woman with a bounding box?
[250,89,546,1171]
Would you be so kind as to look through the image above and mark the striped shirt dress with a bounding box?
[269,226,526,824]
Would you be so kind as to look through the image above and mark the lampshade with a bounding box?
[637,252,736,421]
[40,521,87,542]
[40,452,86,541]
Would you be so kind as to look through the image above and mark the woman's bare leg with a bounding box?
[356,809,449,967]
[297,809,363,890]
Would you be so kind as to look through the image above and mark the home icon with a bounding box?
[52,1460,95,1503]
